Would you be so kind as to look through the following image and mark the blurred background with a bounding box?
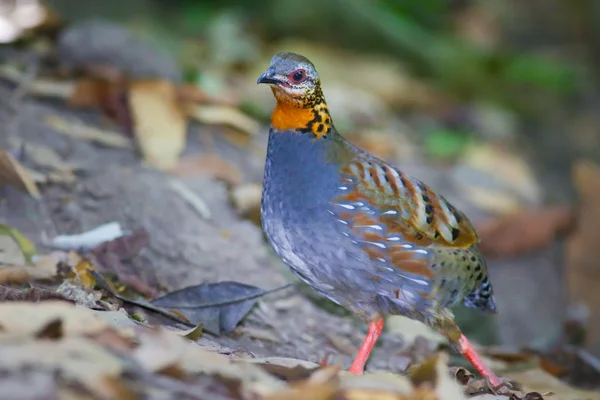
[0,0,599,391]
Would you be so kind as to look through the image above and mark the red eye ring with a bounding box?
[288,69,307,83]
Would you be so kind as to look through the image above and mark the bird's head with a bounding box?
[258,52,331,138]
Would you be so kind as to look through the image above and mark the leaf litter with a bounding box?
[0,13,599,400]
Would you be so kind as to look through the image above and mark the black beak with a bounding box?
[257,67,280,85]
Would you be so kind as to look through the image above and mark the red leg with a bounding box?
[458,334,502,387]
[348,318,384,374]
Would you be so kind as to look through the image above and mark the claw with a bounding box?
[484,376,513,395]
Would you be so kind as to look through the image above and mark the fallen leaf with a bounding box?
[0,65,75,100]
[0,224,37,265]
[0,301,108,336]
[239,357,319,382]
[505,369,600,400]
[129,79,187,170]
[22,143,76,173]
[452,143,542,216]
[73,259,97,289]
[186,104,259,136]
[35,318,64,340]
[238,326,282,343]
[0,148,40,197]
[230,183,262,221]
[149,281,270,335]
[0,337,127,399]
[167,179,212,219]
[176,83,209,104]
[89,228,154,297]
[44,115,132,149]
[175,323,204,341]
[476,207,575,258]
[0,286,72,303]
[171,154,242,185]
[387,316,447,347]
[566,160,600,356]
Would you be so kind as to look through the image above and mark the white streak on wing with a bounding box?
[337,219,348,225]
[335,203,355,210]
[382,210,398,215]
[338,186,348,190]
[362,241,386,249]
[387,236,401,241]
[414,249,428,255]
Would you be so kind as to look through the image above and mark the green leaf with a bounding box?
[425,129,472,160]
[0,224,37,263]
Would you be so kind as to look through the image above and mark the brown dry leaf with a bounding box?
[0,301,108,337]
[0,65,75,99]
[171,153,242,185]
[22,142,76,173]
[44,115,132,149]
[456,144,541,215]
[239,357,320,382]
[338,371,414,398]
[505,369,600,400]
[176,83,209,104]
[0,264,57,284]
[186,104,259,136]
[69,77,132,131]
[0,286,71,303]
[0,148,40,197]
[69,77,120,109]
[476,207,575,258]
[566,160,600,356]
[265,382,337,400]
[387,316,447,346]
[129,79,187,170]
[0,228,57,283]
[133,327,287,397]
[0,337,128,399]
[230,183,262,221]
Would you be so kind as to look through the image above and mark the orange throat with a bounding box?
[270,87,332,139]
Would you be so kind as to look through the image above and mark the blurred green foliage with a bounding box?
[48,0,581,115]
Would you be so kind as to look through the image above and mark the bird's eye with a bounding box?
[289,69,306,83]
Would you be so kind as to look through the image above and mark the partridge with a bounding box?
[257,52,503,387]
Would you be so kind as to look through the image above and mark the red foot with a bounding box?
[348,318,385,374]
[458,334,502,387]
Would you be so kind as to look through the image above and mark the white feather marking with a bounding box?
[382,210,398,215]
[363,241,386,249]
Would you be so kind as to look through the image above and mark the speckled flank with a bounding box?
[339,159,478,248]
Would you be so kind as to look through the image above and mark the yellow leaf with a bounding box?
[0,224,37,263]
[0,148,40,198]
[74,259,97,289]
[128,79,187,170]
